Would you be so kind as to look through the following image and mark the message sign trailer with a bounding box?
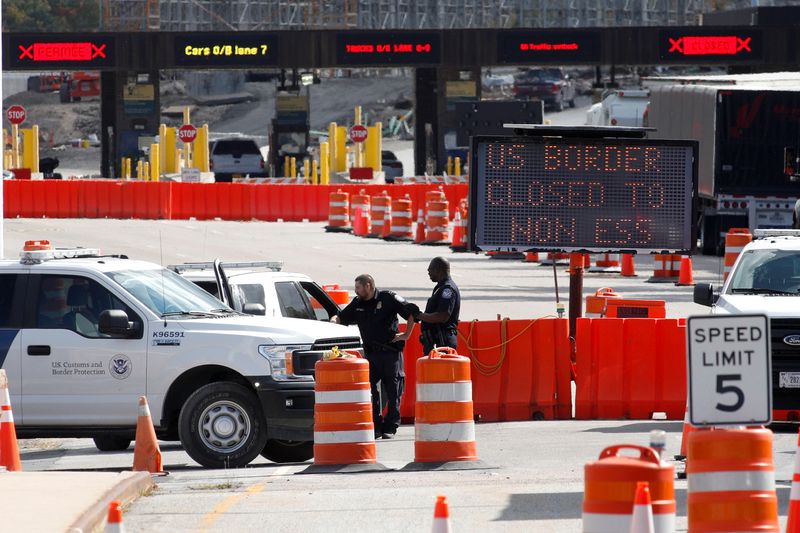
[687,314,772,427]
[468,126,698,255]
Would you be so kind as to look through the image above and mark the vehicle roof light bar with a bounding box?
[20,247,102,265]
[753,229,800,238]
[168,261,284,273]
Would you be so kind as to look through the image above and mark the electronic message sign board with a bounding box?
[497,30,601,64]
[336,32,441,65]
[9,35,115,69]
[174,34,278,67]
[470,136,697,253]
[659,29,761,62]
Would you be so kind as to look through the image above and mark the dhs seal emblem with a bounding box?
[109,354,132,380]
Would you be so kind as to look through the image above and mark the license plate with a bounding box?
[779,372,800,388]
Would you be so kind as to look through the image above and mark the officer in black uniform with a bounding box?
[332,274,418,439]
[416,257,461,355]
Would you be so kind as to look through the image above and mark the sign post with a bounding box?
[6,105,26,171]
[687,314,772,426]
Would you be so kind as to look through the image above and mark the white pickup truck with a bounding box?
[693,230,800,417]
[585,89,649,127]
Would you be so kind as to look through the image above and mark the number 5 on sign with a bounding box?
[687,315,771,426]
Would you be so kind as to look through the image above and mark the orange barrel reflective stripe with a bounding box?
[313,355,376,465]
[325,189,351,233]
[687,428,779,532]
[583,445,676,533]
[350,189,371,230]
[386,194,414,241]
[368,191,391,238]
[415,347,478,463]
[669,255,682,278]
[322,284,350,307]
[646,254,676,283]
[724,228,753,281]
[589,254,621,273]
[585,288,622,318]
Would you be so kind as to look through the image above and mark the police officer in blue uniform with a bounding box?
[332,274,418,439]
[416,257,461,355]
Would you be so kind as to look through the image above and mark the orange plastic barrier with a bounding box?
[399,318,572,423]
[313,355,376,466]
[585,288,622,318]
[583,445,675,533]
[415,347,478,463]
[724,228,753,281]
[386,194,414,241]
[575,318,686,420]
[605,299,666,319]
[687,428,779,532]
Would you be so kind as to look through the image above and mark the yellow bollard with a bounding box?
[150,143,160,182]
[196,124,210,172]
[158,124,167,175]
[4,150,12,171]
[176,148,183,171]
[328,122,337,178]
[455,157,461,177]
[284,155,290,177]
[364,124,378,171]
[11,124,19,169]
[354,106,362,168]
[335,126,347,173]
[290,157,297,178]
[447,156,453,175]
[137,159,144,180]
[303,158,310,183]
[374,122,381,172]
[311,159,318,185]
[320,141,330,185]
[21,127,37,172]
[143,161,150,181]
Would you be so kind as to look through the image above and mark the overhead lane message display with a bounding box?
[174,35,278,67]
[497,30,601,64]
[660,29,761,62]
[336,32,441,65]
[9,35,115,69]
[470,137,697,253]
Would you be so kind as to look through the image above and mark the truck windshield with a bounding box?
[105,268,234,316]
[727,249,800,294]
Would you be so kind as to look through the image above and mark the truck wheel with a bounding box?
[93,435,131,451]
[261,439,314,463]
[178,382,267,469]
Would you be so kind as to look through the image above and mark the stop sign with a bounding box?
[178,124,198,143]
[349,125,368,143]
[7,105,26,125]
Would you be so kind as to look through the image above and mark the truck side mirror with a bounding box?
[243,303,266,316]
[99,309,137,337]
[693,283,716,307]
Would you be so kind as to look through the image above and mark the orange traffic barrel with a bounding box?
[351,189,371,226]
[585,287,622,318]
[313,355,376,466]
[325,189,351,233]
[414,347,478,463]
[583,445,676,533]
[724,228,753,281]
[588,254,621,273]
[687,428,779,532]
[449,199,468,252]
[323,284,350,307]
[368,191,391,238]
[386,194,414,241]
[669,255,682,278]
[424,199,451,245]
[646,254,677,283]
[540,252,570,266]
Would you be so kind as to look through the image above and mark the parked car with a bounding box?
[382,150,403,184]
[585,89,650,127]
[513,68,576,111]
[209,137,267,183]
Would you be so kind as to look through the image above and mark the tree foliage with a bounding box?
[3,0,100,32]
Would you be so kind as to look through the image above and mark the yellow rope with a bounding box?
[457,317,551,377]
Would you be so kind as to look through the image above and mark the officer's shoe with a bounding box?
[374,429,383,440]
[381,432,396,440]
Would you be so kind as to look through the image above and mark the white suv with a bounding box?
[0,243,362,468]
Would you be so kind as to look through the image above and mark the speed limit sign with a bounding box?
[687,314,771,426]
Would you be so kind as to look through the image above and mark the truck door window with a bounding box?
[0,274,18,327]
[36,275,140,338]
[195,280,220,299]
[235,284,266,311]
[275,282,315,320]
[299,281,339,321]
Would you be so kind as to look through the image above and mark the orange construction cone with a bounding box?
[677,407,694,461]
[621,253,637,277]
[629,482,655,533]
[133,396,163,474]
[787,428,800,533]
[431,495,453,533]
[524,252,539,263]
[675,256,695,286]
[0,369,22,471]
[105,500,125,533]
[414,208,426,244]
